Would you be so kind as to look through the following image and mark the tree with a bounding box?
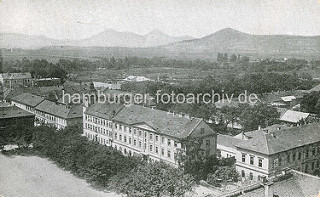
[230,54,237,62]
[109,162,195,197]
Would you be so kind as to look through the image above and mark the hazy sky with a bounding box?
[0,0,320,40]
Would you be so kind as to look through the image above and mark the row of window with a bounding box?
[241,154,264,168]
[85,132,176,159]
[85,115,112,128]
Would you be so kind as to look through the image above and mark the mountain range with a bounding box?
[1,28,320,59]
[0,29,193,49]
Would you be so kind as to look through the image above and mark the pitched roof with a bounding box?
[11,93,45,107]
[217,134,245,149]
[112,104,206,139]
[236,123,320,155]
[280,110,310,123]
[35,100,82,119]
[281,95,296,102]
[239,171,320,197]
[0,72,32,80]
[85,103,124,120]
[0,106,34,119]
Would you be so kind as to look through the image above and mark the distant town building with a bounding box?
[83,103,217,166]
[11,93,45,114]
[34,78,61,87]
[123,75,152,82]
[11,92,82,129]
[280,110,310,126]
[93,81,121,90]
[35,100,83,129]
[0,72,33,88]
[0,105,35,132]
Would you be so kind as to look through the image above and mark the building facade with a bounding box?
[235,123,320,181]
[0,72,33,89]
[83,103,217,166]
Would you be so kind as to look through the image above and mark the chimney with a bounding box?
[258,125,262,130]
[264,182,274,197]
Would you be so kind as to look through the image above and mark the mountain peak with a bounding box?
[214,28,246,35]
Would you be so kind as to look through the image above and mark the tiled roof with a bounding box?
[35,100,82,119]
[112,104,205,139]
[0,106,34,119]
[217,134,245,149]
[0,72,32,80]
[236,123,320,155]
[239,171,320,197]
[280,110,310,123]
[85,103,124,120]
[11,93,44,107]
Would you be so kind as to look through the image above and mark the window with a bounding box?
[168,139,171,146]
[139,141,142,148]
[150,134,153,140]
[156,146,159,154]
[279,157,282,166]
[174,141,177,147]
[124,136,127,143]
[306,150,309,158]
[161,148,164,156]
[119,135,122,141]
[139,130,142,136]
[162,137,165,144]
[292,153,296,161]
[200,128,205,134]
[241,170,245,178]
[156,135,159,142]
[206,140,210,147]
[115,133,118,139]
[167,151,171,158]
[287,154,290,163]
[134,139,137,146]
[258,158,263,167]
[298,152,302,160]
[150,145,153,152]
[249,173,253,180]
[242,154,246,162]
[313,147,316,155]
[129,137,132,144]
[250,156,254,165]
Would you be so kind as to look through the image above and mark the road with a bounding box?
[0,153,119,197]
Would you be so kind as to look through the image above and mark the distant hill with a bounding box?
[157,28,320,58]
[0,33,65,49]
[1,28,319,60]
[0,29,193,49]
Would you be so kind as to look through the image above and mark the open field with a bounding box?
[0,153,119,197]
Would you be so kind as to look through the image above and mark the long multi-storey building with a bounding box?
[235,123,320,181]
[83,103,217,166]
[11,93,82,129]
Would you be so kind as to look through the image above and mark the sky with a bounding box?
[0,0,320,40]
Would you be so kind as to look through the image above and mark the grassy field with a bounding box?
[0,153,119,197]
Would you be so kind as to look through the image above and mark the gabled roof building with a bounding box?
[83,103,217,166]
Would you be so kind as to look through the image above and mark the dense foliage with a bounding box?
[109,162,194,197]
[301,91,320,115]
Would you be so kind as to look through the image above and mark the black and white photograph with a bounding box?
[0,0,320,196]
